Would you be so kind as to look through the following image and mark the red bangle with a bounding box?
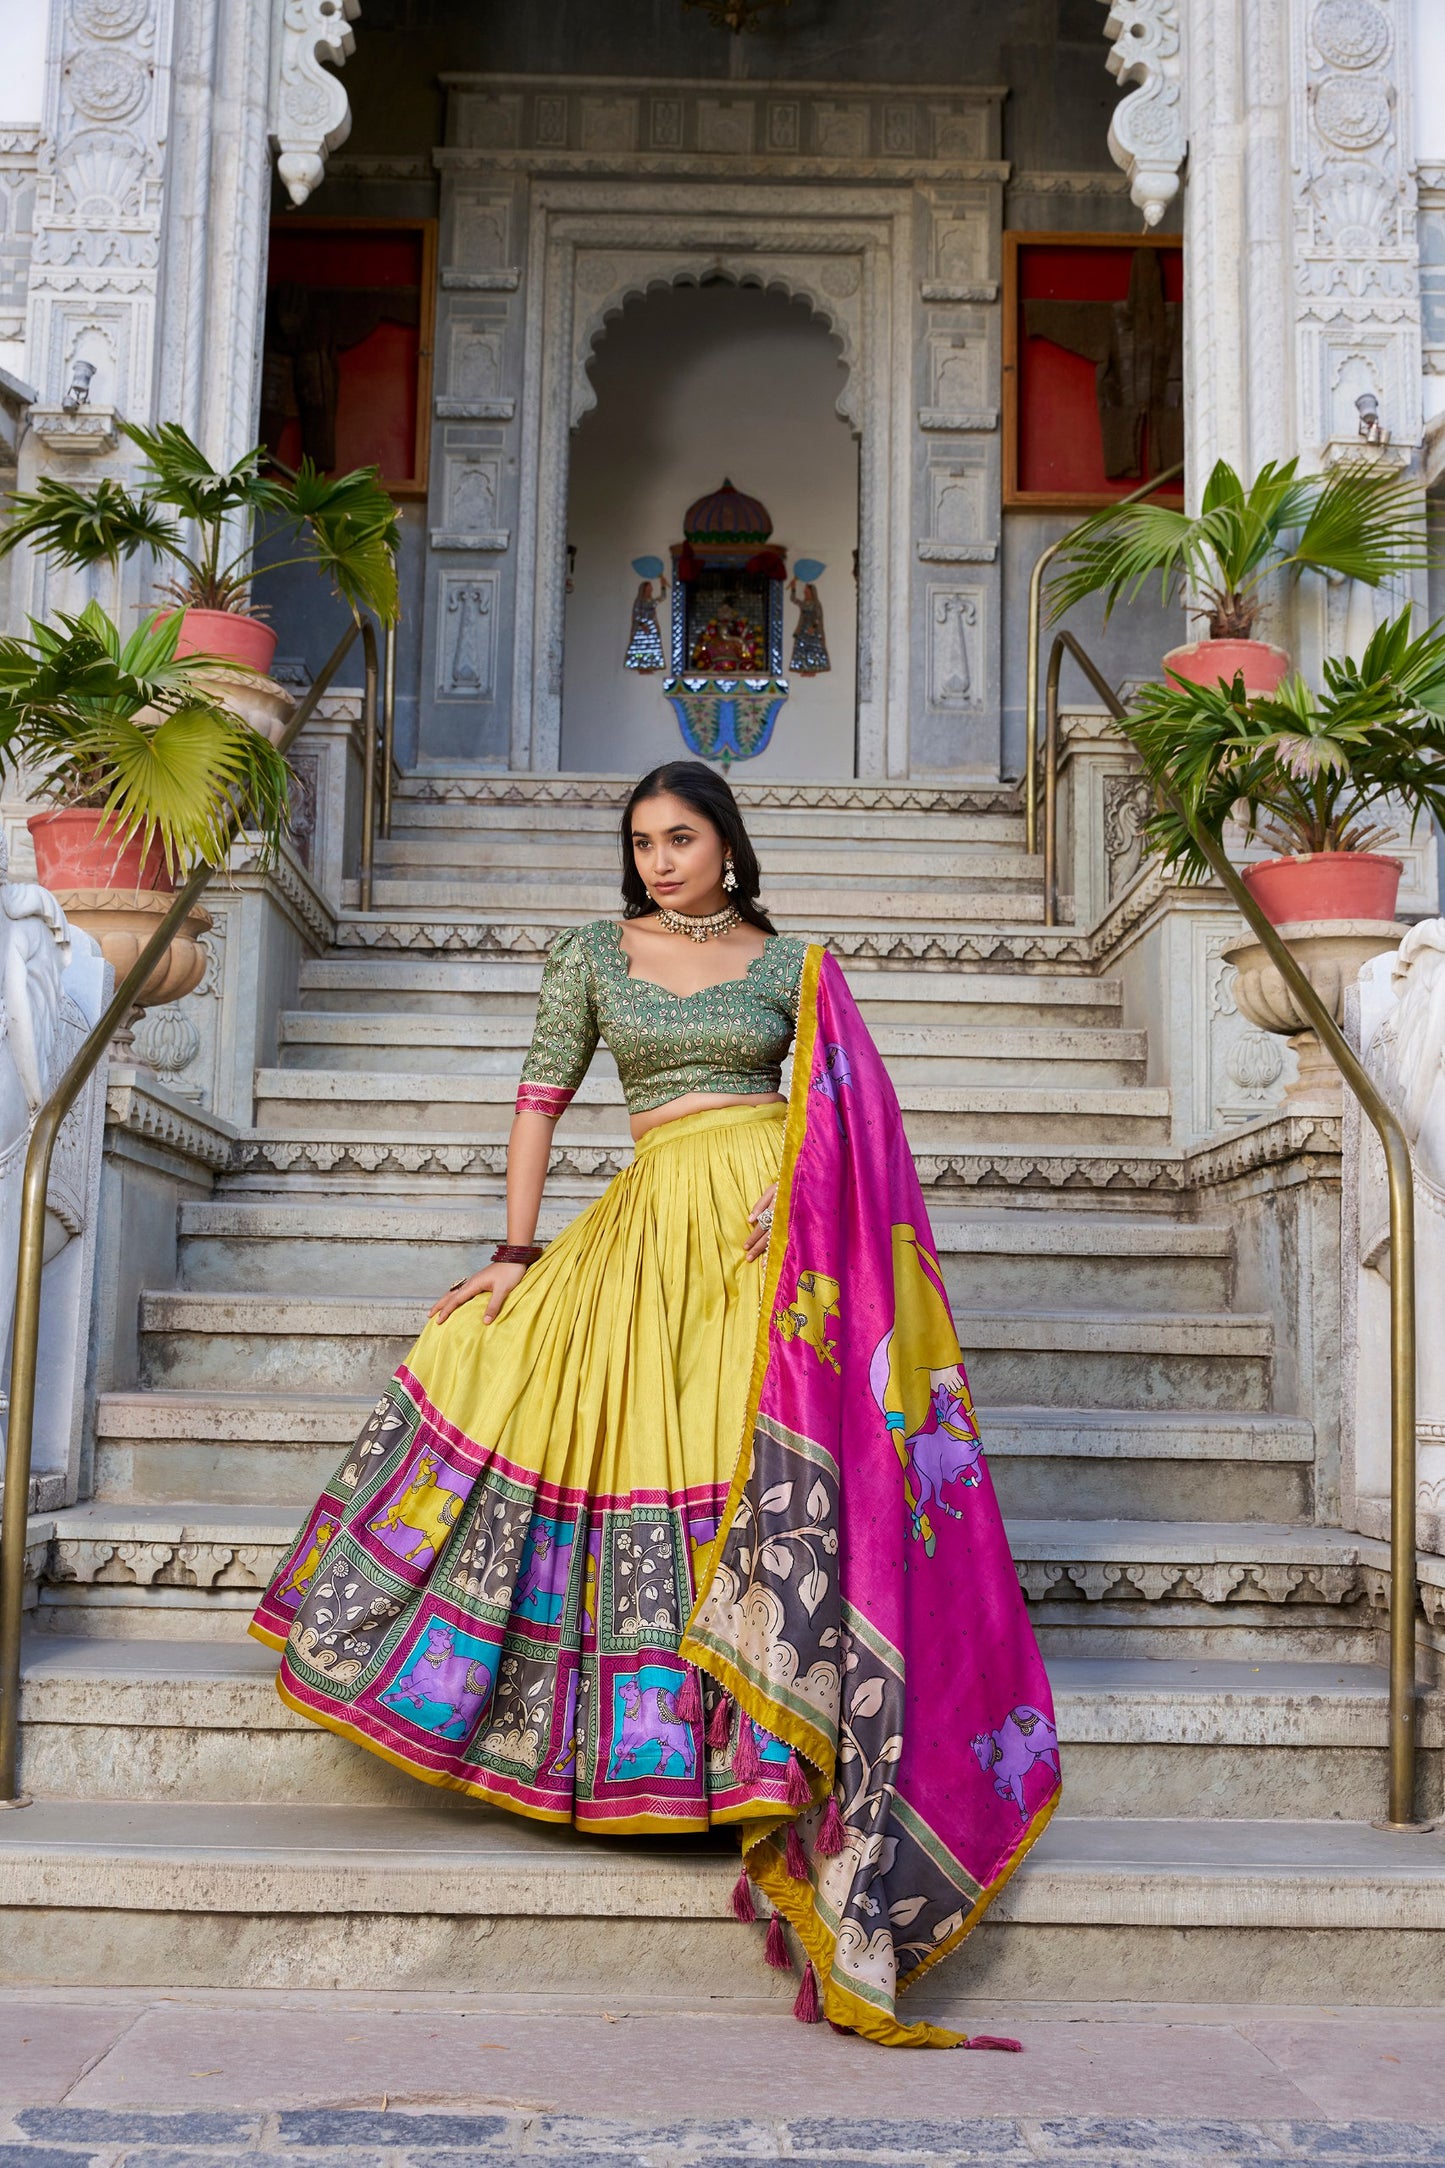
[492,1242,545,1266]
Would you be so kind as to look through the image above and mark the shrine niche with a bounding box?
[261,218,436,496]
[663,480,790,767]
[1003,233,1183,510]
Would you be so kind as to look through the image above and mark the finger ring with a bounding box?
[448,1276,469,1292]
[755,1205,774,1231]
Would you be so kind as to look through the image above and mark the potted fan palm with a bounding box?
[1117,605,1445,924]
[0,420,400,684]
[0,603,293,1024]
[1048,456,1433,695]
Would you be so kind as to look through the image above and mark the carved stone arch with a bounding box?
[571,258,860,432]
[515,189,914,777]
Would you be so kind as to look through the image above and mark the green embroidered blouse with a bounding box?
[516,919,809,1117]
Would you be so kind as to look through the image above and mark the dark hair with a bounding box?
[619,760,776,933]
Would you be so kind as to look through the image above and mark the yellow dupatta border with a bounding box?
[679,941,1059,2047]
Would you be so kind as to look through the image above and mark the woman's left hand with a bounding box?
[744,1182,778,1262]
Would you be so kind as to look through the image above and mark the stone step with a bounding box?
[247,1074,1174,1149]
[391,770,1021,817]
[218,1135,1196,1213]
[344,881,1051,924]
[90,1390,1311,1521]
[373,834,1042,883]
[390,797,1028,845]
[133,1292,1267,1405]
[172,1204,1233,1311]
[2,1798,1442,2001]
[32,1504,1362,1614]
[294,956,1125,1030]
[15,1642,1438,1821]
[273,1013,1148,1088]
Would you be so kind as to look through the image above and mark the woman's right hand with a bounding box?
[428,1260,528,1327]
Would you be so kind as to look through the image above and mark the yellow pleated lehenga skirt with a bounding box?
[252,1101,795,1830]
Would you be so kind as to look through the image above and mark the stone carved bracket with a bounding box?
[271,0,360,208]
[1100,0,1185,228]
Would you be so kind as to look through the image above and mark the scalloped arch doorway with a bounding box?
[561,278,859,778]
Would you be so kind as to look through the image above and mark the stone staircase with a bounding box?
[7,774,1445,2008]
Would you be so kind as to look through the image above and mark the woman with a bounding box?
[252,761,1058,2047]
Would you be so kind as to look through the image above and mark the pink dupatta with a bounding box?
[681,946,1060,2046]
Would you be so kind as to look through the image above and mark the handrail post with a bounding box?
[1049,625,1422,1827]
[357,620,380,914]
[381,620,397,842]
[1024,537,1064,858]
[0,619,362,1809]
[1024,461,1185,865]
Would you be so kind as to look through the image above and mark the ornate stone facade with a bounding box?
[426,76,1008,778]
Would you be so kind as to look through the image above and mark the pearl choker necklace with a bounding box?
[653,902,743,943]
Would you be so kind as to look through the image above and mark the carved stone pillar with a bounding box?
[1176,0,1422,483]
[14,0,344,630]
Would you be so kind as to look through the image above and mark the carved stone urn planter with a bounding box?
[48,889,212,1060]
[1222,918,1404,1112]
[184,663,295,746]
[28,809,211,1062]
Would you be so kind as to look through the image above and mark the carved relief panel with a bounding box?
[1291,0,1421,458]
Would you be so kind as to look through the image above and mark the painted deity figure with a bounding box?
[623,577,666,672]
[788,579,830,675]
[690,614,760,673]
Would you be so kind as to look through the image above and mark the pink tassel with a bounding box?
[706,1694,732,1750]
[730,1868,756,1924]
[816,1794,846,1857]
[964,2035,1022,2052]
[784,1822,808,1881]
[783,1751,812,1809]
[734,1714,761,1785]
[763,1912,793,1972]
[792,1961,822,2024]
[675,1667,702,1725]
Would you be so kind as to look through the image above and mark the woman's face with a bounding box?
[630,792,729,914]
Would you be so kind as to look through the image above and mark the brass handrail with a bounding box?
[356,621,381,914]
[0,617,371,1808]
[1024,461,1184,859]
[1052,628,1422,1828]
[381,620,397,842]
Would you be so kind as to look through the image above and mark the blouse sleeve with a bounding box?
[516,927,600,1118]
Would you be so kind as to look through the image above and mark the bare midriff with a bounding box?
[629,1088,785,1141]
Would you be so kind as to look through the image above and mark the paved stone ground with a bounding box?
[1,1995,1443,2166]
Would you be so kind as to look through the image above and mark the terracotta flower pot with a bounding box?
[1164,637,1290,697]
[171,607,278,676]
[1242,851,1403,927]
[28,809,176,893]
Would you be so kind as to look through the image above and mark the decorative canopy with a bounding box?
[682,478,773,546]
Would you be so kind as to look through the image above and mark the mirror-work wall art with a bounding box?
[1003,232,1184,511]
[663,480,790,767]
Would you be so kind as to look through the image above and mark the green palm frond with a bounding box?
[7,420,400,629]
[1286,461,1432,584]
[1049,455,1439,633]
[0,476,181,568]
[120,421,283,526]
